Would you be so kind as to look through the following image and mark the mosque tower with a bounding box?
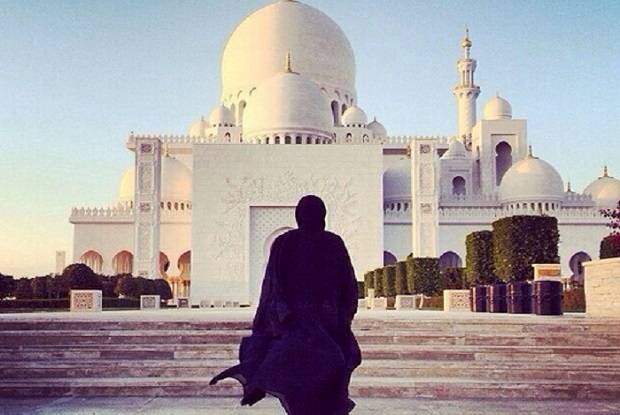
[453,28,480,146]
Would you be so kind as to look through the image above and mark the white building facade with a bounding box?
[69,0,620,304]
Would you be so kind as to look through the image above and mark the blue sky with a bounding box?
[1,0,619,276]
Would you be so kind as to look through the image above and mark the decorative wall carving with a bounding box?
[212,172,361,279]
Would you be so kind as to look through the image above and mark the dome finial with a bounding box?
[527,145,538,159]
[567,180,572,192]
[461,26,472,56]
[604,165,609,177]
[285,51,293,73]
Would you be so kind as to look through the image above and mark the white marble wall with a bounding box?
[191,144,384,305]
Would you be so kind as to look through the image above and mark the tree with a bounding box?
[492,216,559,281]
[31,276,51,299]
[408,257,441,296]
[0,274,15,299]
[600,200,620,259]
[14,278,33,300]
[115,275,138,298]
[394,261,409,295]
[442,267,465,290]
[383,265,397,298]
[61,263,102,291]
[154,279,173,301]
[465,231,495,286]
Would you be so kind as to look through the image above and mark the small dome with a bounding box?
[188,117,207,137]
[499,155,564,204]
[118,167,135,203]
[208,105,235,128]
[118,155,192,203]
[368,117,387,138]
[584,168,620,208]
[483,95,512,120]
[243,71,333,138]
[442,138,468,160]
[341,106,367,127]
[383,159,411,200]
[161,155,192,201]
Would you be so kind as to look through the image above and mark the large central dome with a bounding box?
[221,0,356,107]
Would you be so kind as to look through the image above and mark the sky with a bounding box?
[1,0,619,277]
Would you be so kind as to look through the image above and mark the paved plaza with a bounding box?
[3,397,620,415]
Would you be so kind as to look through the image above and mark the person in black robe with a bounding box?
[210,195,362,415]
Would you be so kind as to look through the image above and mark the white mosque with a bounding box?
[69,0,620,305]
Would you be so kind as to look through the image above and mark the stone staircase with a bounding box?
[1,312,620,400]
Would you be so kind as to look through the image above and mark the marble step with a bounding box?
[2,344,619,364]
[2,359,619,382]
[3,330,620,347]
[1,376,619,400]
[2,318,619,334]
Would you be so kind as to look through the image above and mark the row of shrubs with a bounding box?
[0,297,142,310]
[362,258,462,298]
[466,216,560,285]
[0,263,172,302]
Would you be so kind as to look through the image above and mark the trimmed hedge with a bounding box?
[408,257,441,296]
[0,297,142,310]
[394,261,409,295]
[373,268,385,297]
[600,234,620,259]
[442,267,465,290]
[465,231,495,286]
[0,298,69,310]
[363,271,374,297]
[492,215,559,281]
[356,281,365,299]
[405,257,415,294]
[0,274,15,299]
[14,279,34,300]
[383,265,396,298]
[562,288,585,313]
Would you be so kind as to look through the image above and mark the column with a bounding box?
[133,138,162,279]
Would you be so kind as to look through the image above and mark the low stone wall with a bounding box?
[584,257,620,318]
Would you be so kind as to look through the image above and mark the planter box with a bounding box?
[177,297,190,309]
[584,258,620,318]
[371,297,387,310]
[395,295,416,310]
[443,290,471,312]
[140,295,160,310]
[533,263,562,282]
[70,290,102,312]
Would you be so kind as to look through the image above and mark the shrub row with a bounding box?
[0,264,172,302]
[0,297,142,310]
[465,216,560,285]
[364,257,442,298]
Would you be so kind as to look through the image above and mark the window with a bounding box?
[452,176,466,196]
[495,142,513,185]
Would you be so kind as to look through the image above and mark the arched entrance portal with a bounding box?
[159,252,170,278]
[569,252,591,286]
[80,250,103,273]
[383,251,397,265]
[112,251,133,275]
[439,251,463,271]
[175,251,191,298]
[251,227,294,306]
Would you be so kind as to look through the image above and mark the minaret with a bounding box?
[453,27,481,144]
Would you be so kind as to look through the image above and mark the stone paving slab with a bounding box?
[1,397,620,415]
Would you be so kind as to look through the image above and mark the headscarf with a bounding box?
[295,195,326,232]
